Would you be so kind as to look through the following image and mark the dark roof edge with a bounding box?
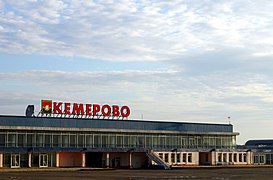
[0,115,233,127]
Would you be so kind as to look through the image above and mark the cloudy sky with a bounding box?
[1,0,273,144]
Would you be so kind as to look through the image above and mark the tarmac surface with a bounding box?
[0,167,273,180]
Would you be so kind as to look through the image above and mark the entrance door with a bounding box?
[85,152,103,167]
[11,154,20,168]
[111,157,121,168]
[39,154,48,167]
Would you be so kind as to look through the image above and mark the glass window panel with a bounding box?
[94,134,101,148]
[171,153,175,163]
[86,135,93,147]
[216,137,221,148]
[234,154,237,162]
[52,134,61,147]
[7,133,16,147]
[36,134,44,147]
[27,133,34,147]
[70,134,76,147]
[188,153,192,163]
[102,135,108,147]
[62,134,69,147]
[130,136,137,148]
[166,136,172,148]
[0,133,5,147]
[146,136,152,148]
[18,133,26,147]
[181,137,188,148]
[138,135,144,148]
[117,135,123,148]
[176,153,181,163]
[159,136,165,148]
[78,134,85,147]
[44,134,51,147]
[123,135,129,148]
[164,153,169,163]
[172,136,178,148]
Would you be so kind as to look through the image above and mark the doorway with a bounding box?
[11,154,20,168]
[85,152,103,167]
[39,154,48,167]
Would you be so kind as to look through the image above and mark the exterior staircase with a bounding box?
[146,150,171,169]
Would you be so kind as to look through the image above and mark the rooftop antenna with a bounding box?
[228,116,231,125]
[141,114,144,120]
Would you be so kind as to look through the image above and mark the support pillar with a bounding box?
[56,152,60,168]
[82,153,86,167]
[106,153,110,168]
[129,152,132,169]
[247,151,251,165]
[28,153,32,168]
[0,153,3,168]
[211,151,216,166]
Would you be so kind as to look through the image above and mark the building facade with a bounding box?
[245,140,273,165]
[0,115,252,168]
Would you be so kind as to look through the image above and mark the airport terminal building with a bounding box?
[0,100,253,168]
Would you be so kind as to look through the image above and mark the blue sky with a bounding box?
[1,0,273,144]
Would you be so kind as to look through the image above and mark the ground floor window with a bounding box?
[188,153,192,163]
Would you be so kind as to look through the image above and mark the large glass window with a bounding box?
[0,130,235,149]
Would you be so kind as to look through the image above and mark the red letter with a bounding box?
[121,106,130,117]
[72,103,84,115]
[93,104,100,116]
[112,105,120,116]
[64,103,71,114]
[101,104,111,116]
[86,104,92,116]
[53,102,62,114]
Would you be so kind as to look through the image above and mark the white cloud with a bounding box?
[2,0,273,144]
[1,0,273,61]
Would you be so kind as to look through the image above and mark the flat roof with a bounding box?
[0,115,235,134]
